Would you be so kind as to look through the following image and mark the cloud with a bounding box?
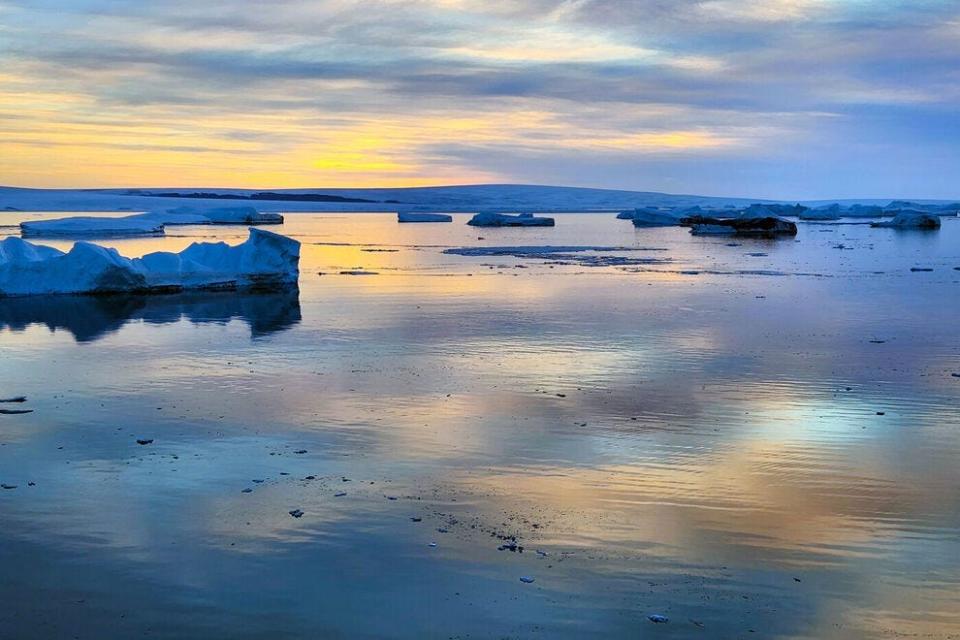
[0,0,958,196]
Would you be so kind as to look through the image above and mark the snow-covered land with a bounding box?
[0,229,300,297]
[467,212,555,227]
[397,212,453,223]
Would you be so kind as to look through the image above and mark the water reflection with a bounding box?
[0,214,958,639]
[0,289,301,342]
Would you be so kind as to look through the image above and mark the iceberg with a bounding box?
[19,207,283,239]
[870,210,941,229]
[197,206,283,225]
[0,229,300,297]
[21,216,165,238]
[689,216,797,238]
[740,203,807,217]
[467,212,555,227]
[799,204,841,220]
[397,212,453,223]
[632,211,683,227]
[616,208,683,227]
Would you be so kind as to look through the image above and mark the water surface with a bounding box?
[1,213,959,638]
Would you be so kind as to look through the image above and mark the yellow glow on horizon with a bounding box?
[0,73,744,188]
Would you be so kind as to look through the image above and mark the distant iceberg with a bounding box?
[689,216,798,238]
[631,210,684,227]
[870,210,941,229]
[799,204,842,220]
[397,212,453,223]
[616,208,683,226]
[196,206,283,225]
[20,206,283,239]
[0,229,300,297]
[467,212,554,227]
[20,216,166,238]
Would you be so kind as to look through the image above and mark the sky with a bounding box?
[0,0,958,199]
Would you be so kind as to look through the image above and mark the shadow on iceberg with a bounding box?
[0,289,302,343]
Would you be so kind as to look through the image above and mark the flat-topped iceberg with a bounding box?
[398,212,453,223]
[631,210,683,227]
[689,216,798,238]
[870,210,941,229]
[467,212,555,227]
[21,216,166,238]
[197,206,283,225]
[615,208,683,226]
[19,206,283,239]
[0,229,300,297]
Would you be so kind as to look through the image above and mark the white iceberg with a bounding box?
[19,206,283,239]
[467,212,555,227]
[0,229,300,297]
[870,210,941,229]
[20,216,166,238]
[630,209,684,227]
[397,212,453,223]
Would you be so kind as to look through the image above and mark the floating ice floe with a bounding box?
[467,212,555,227]
[397,212,453,223]
[443,245,661,256]
[0,229,300,297]
[870,210,941,229]
[19,206,283,239]
[442,245,671,267]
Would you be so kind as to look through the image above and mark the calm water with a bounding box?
[1,213,959,639]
